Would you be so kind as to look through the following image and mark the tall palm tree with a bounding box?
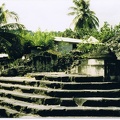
[0,3,25,59]
[68,0,99,31]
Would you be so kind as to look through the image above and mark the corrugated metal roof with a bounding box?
[54,36,100,44]
[54,37,83,43]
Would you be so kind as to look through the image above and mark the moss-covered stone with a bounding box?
[81,45,117,59]
[1,68,18,77]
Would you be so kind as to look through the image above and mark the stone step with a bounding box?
[0,76,119,91]
[0,89,60,105]
[0,105,40,118]
[73,97,120,107]
[0,97,60,116]
[46,89,120,98]
[0,82,120,98]
[0,105,25,118]
[0,97,120,117]
[0,75,120,117]
[40,80,120,90]
[60,97,120,107]
[44,75,104,82]
[29,73,104,82]
[19,114,41,118]
[0,89,120,107]
[0,77,40,87]
[27,72,65,80]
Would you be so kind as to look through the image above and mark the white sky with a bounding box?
[0,0,120,31]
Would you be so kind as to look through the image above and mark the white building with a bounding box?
[54,36,100,54]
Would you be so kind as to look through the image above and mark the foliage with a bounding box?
[16,21,120,60]
[97,22,115,42]
[91,22,120,43]
[1,68,18,76]
[74,28,99,39]
[33,30,54,50]
[17,29,55,51]
[56,50,83,71]
[0,32,25,59]
[0,3,25,59]
[62,29,75,38]
[77,43,102,54]
[57,53,74,71]
[60,22,120,43]
[105,32,120,58]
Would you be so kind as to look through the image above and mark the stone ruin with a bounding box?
[70,46,120,81]
[0,46,58,76]
[1,45,120,81]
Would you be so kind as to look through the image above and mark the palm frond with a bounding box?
[0,31,25,59]
[0,3,19,24]
[0,33,12,46]
[68,6,78,11]
[68,12,76,16]
[7,11,19,22]
[0,23,25,31]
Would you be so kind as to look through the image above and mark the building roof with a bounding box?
[54,37,83,44]
[54,36,100,44]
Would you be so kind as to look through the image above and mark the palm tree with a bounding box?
[0,3,25,59]
[0,3,25,31]
[68,0,99,31]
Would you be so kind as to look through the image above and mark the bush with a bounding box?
[1,68,18,76]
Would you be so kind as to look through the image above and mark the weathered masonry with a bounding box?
[70,49,120,81]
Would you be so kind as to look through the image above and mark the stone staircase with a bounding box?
[0,73,120,118]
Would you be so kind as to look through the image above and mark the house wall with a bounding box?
[55,42,73,54]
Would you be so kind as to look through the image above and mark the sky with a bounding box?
[0,0,120,31]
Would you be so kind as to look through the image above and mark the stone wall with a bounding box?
[70,58,120,81]
[71,59,104,76]
[32,55,56,72]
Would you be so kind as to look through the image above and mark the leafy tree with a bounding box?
[98,22,115,42]
[18,29,55,51]
[77,43,102,55]
[62,28,75,38]
[33,30,55,50]
[0,3,25,59]
[68,0,99,31]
